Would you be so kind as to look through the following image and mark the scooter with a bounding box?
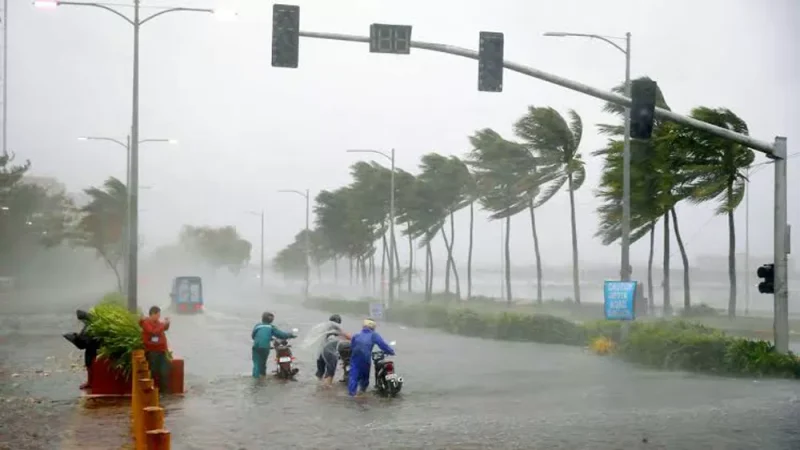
[372,341,403,397]
[273,328,300,380]
[337,340,351,383]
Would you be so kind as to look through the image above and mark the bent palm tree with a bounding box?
[514,106,586,304]
[676,107,754,318]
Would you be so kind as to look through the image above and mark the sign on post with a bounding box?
[603,280,637,320]
[369,302,384,320]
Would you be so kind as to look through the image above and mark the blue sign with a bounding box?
[369,302,384,320]
[604,280,637,320]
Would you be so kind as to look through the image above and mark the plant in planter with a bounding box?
[85,295,144,378]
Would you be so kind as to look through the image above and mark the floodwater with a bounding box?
[2,289,800,449]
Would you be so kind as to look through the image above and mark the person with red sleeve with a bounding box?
[140,306,171,394]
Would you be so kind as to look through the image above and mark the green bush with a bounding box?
[305,297,800,380]
[86,294,143,377]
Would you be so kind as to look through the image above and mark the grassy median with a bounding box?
[305,296,800,380]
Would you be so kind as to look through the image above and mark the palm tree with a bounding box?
[513,106,587,304]
[74,176,127,292]
[672,107,754,318]
[594,77,694,314]
[417,153,466,299]
[458,168,479,300]
[393,169,418,293]
[467,129,532,304]
[399,176,446,301]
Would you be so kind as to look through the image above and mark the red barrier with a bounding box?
[88,356,184,396]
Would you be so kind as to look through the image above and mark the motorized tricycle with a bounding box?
[169,276,203,314]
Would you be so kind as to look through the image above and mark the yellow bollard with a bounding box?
[135,378,157,450]
[131,351,146,431]
[145,429,171,450]
[143,406,165,431]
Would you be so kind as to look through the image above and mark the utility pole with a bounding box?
[260,210,265,289]
[304,189,310,299]
[745,166,750,316]
[1,0,7,156]
[277,188,311,300]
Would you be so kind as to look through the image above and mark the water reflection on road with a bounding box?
[161,296,800,449]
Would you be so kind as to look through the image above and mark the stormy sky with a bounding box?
[9,0,800,268]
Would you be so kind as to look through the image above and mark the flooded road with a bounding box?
[162,292,800,449]
[2,289,800,449]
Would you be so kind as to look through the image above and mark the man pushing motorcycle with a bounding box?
[315,314,352,386]
[348,318,395,397]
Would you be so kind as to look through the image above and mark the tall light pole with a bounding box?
[543,31,632,281]
[278,189,310,300]
[37,0,234,312]
[78,135,176,298]
[246,210,265,289]
[346,149,396,305]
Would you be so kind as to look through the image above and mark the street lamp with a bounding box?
[277,189,310,300]
[37,0,233,312]
[246,210,265,289]
[346,148,396,306]
[543,31,632,282]
[78,135,175,295]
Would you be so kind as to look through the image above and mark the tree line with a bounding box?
[273,77,755,317]
[0,156,251,291]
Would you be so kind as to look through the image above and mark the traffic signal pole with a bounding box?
[773,137,789,354]
[284,25,790,353]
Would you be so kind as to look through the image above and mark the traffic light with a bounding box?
[629,78,657,139]
[478,31,504,92]
[272,4,300,68]
[369,24,412,54]
[757,264,775,294]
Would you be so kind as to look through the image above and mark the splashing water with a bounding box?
[301,321,340,361]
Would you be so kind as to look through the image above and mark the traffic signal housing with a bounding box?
[478,31,504,92]
[369,24,412,54]
[629,78,657,139]
[272,4,300,68]
[757,263,775,294]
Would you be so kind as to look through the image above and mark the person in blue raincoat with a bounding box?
[348,318,394,396]
[252,312,296,378]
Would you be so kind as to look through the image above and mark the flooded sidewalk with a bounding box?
[0,331,129,450]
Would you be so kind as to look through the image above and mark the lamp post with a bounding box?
[277,189,310,300]
[246,210,265,289]
[37,0,234,312]
[346,148,396,306]
[543,31,632,282]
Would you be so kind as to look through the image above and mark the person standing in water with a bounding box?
[251,312,296,378]
[140,306,171,394]
[348,318,394,397]
[314,314,351,386]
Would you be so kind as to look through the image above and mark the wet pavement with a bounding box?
[3,288,800,449]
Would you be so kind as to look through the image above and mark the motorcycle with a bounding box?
[273,328,300,380]
[372,340,402,397]
[337,340,351,383]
